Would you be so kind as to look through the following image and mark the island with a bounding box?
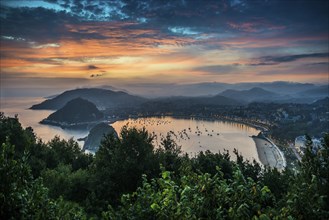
[40,98,104,129]
[82,123,118,152]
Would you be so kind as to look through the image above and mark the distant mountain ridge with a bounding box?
[220,87,280,103]
[217,84,328,104]
[30,88,146,110]
[121,81,320,98]
[30,83,328,111]
[140,95,242,112]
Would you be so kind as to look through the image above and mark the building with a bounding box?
[294,135,323,155]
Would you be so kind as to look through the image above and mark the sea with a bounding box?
[1,97,260,162]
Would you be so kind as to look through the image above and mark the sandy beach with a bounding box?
[252,136,286,170]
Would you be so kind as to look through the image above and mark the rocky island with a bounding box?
[40,98,104,129]
[82,123,118,152]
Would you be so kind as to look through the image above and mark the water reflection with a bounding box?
[112,116,260,162]
[1,97,89,145]
[1,98,261,162]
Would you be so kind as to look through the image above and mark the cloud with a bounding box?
[1,0,328,48]
[304,62,329,66]
[250,53,329,66]
[193,64,239,75]
[87,65,99,70]
[90,73,103,78]
[0,0,328,85]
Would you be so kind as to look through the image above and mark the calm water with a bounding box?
[112,117,260,162]
[1,97,260,162]
[0,97,89,144]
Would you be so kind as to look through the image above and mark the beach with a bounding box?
[252,136,286,170]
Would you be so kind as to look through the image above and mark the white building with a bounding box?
[294,135,322,155]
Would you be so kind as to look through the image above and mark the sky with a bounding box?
[0,0,328,97]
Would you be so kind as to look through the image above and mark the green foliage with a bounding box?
[0,113,36,157]
[1,114,329,219]
[280,134,329,219]
[103,167,277,219]
[0,140,87,219]
[89,126,160,212]
[42,164,91,203]
[191,150,233,179]
[156,133,183,172]
[24,136,94,179]
[234,148,262,181]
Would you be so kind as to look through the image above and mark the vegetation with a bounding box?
[83,123,118,152]
[42,98,104,124]
[1,112,328,219]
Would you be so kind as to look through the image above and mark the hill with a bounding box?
[30,88,147,110]
[220,87,280,103]
[121,81,318,97]
[83,123,118,152]
[139,95,241,113]
[296,85,329,98]
[40,98,104,128]
[311,97,329,106]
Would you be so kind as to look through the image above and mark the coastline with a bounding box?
[252,134,286,170]
[40,113,285,168]
[40,119,106,130]
[110,114,270,132]
[110,115,279,166]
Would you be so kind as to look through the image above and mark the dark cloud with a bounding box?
[0,5,108,44]
[87,65,99,70]
[90,73,103,78]
[0,0,327,48]
[251,53,329,66]
[304,62,329,66]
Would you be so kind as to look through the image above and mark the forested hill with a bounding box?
[41,98,103,124]
[83,123,118,152]
[140,95,242,112]
[30,88,147,110]
[1,113,328,219]
[220,87,280,103]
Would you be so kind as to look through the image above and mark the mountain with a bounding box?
[311,97,329,106]
[220,87,280,103]
[118,81,318,98]
[235,81,316,94]
[83,123,118,152]
[30,88,147,110]
[40,98,104,128]
[140,95,241,112]
[296,85,329,98]
[159,95,242,107]
[272,85,329,104]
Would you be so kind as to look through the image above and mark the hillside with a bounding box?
[30,88,147,110]
[123,81,318,97]
[139,95,241,113]
[220,87,280,103]
[311,97,329,106]
[83,123,118,152]
[40,98,104,127]
[297,85,329,97]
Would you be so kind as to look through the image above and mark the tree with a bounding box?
[0,140,87,219]
[0,113,36,157]
[280,134,329,219]
[104,167,277,219]
[156,133,183,172]
[42,164,91,204]
[89,126,160,212]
